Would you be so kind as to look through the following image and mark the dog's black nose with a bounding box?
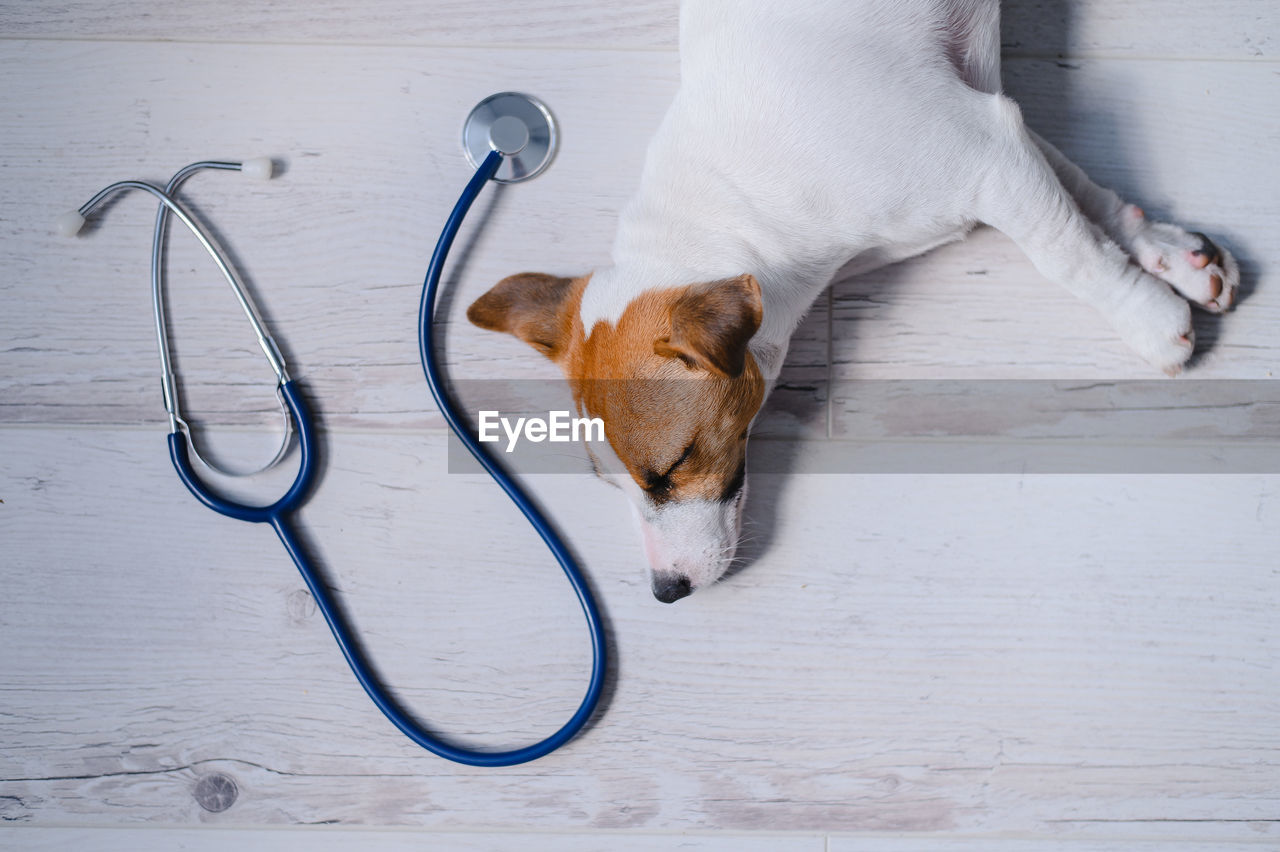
[652,574,693,604]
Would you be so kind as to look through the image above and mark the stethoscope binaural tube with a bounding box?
[65,161,294,476]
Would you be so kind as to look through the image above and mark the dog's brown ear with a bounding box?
[467,273,577,359]
[654,274,762,378]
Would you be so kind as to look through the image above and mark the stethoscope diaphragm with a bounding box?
[462,91,558,183]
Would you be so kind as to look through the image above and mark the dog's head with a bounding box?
[468,271,766,602]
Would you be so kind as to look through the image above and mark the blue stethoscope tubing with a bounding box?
[72,145,606,766]
[415,148,608,765]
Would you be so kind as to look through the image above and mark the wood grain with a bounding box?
[1,428,1277,839]
[9,827,1276,850]
[4,44,1277,439]
[2,1,1279,846]
[0,0,1272,59]
[2,827,827,851]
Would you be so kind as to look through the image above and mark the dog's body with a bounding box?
[470,0,1240,602]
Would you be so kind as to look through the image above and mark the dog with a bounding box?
[467,0,1240,603]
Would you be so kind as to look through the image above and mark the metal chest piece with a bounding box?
[462,92,558,183]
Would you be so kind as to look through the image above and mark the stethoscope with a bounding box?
[62,93,606,767]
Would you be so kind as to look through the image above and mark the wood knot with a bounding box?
[193,772,238,813]
[287,588,317,623]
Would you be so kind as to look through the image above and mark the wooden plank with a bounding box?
[0,1,680,50]
[832,837,1280,850]
[2,826,825,851]
[0,0,1273,59]
[1000,0,1277,60]
[6,826,1274,850]
[1,426,1278,839]
[6,44,1278,436]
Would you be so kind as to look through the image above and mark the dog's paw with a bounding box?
[1122,206,1239,313]
[1108,273,1195,376]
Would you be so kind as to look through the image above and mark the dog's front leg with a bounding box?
[1029,130,1238,313]
[975,99,1200,375]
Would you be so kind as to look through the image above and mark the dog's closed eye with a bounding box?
[664,442,695,476]
[642,441,695,496]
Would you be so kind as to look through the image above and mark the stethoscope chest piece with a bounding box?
[462,92,557,183]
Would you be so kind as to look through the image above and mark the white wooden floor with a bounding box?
[2,2,1279,849]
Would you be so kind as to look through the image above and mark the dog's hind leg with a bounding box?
[973,97,1197,374]
[1028,130,1238,313]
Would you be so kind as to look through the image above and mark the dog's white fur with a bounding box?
[583,0,1236,369]
[498,0,1240,600]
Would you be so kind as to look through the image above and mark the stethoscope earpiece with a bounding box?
[239,157,274,181]
[56,209,87,237]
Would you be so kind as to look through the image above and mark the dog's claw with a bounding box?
[1189,231,1224,266]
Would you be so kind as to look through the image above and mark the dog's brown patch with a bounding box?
[653,275,763,378]
[466,272,581,358]
[468,273,766,501]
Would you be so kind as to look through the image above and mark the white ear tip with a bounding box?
[240,157,273,180]
[57,209,86,237]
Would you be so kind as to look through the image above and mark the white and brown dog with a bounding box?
[467,0,1240,602]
